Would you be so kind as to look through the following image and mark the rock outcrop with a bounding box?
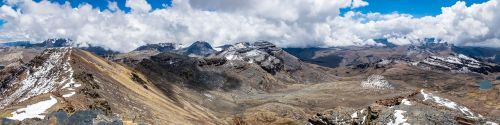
[308,90,499,125]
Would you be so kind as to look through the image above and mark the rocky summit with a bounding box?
[0,40,499,125]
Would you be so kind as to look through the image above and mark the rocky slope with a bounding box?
[285,42,500,75]
[309,89,498,125]
[0,48,222,124]
[0,40,498,124]
[134,42,179,52]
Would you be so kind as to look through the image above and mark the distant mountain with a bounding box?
[284,42,500,75]
[0,39,71,48]
[0,38,119,56]
[373,38,397,48]
[215,41,300,74]
[0,41,31,47]
[134,42,179,52]
[133,41,216,57]
[179,41,216,57]
[452,46,500,64]
[1,40,499,124]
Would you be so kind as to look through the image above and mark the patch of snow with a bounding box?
[62,91,76,97]
[244,50,262,57]
[420,90,477,117]
[233,43,248,49]
[351,112,358,118]
[387,110,409,125]
[401,99,412,105]
[486,121,499,125]
[378,59,392,65]
[0,48,75,109]
[458,54,478,62]
[361,116,366,124]
[8,96,58,120]
[225,54,242,61]
[213,47,223,51]
[361,75,394,89]
[204,93,215,101]
[422,58,451,69]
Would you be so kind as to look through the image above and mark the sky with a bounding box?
[342,0,489,17]
[0,0,499,52]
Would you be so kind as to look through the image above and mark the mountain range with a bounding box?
[0,39,499,124]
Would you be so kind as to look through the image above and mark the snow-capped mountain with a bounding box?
[179,41,216,57]
[415,54,500,74]
[285,41,500,75]
[0,38,73,48]
[0,39,118,56]
[0,48,222,124]
[0,40,499,125]
[132,41,216,57]
[133,42,179,52]
[216,41,286,74]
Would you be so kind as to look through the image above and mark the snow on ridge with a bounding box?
[0,48,76,109]
[486,121,499,125]
[420,90,478,117]
[361,75,394,89]
[62,91,76,98]
[458,54,479,63]
[8,95,58,120]
[387,110,409,125]
[401,99,412,106]
[221,44,272,64]
[419,54,485,73]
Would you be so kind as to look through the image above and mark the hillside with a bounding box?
[0,48,222,124]
[0,41,498,124]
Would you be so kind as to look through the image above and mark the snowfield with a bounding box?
[387,110,410,125]
[8,96,58,120]
[420,90,478,117]
[0,48,75,109]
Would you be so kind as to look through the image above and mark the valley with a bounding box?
[0,39,498,124]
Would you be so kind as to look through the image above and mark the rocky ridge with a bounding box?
[308,89,498,125]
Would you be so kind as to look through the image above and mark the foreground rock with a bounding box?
[308,89,499,125]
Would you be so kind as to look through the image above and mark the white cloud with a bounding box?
[108,1,119,12]
[0,0,499,52]
[125,0,152,13]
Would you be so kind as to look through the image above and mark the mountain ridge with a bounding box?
[0,39,499,124]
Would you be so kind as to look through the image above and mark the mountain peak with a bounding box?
[134,42,179,52]
[182,41,216,57]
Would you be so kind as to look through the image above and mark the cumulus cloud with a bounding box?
[0,0,499,52]
[126,0,152,13]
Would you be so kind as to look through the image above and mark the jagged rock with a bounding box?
[216,41,297,74]
[361,75,394,89]
[308,90,500,125]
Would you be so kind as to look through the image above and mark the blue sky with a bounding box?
[0,20,4,28]
[33,0,172,12]
[341,0,489,17]
[0,0,489,16]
